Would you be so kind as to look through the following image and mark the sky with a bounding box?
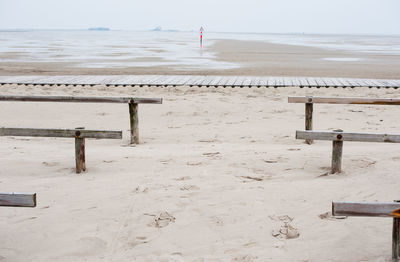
[0,0,399,35]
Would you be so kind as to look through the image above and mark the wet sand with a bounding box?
[0,39,399,79]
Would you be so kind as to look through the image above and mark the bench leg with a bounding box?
[305,103,313,144]
[393,200,400,260]
[331,140,343,173]
[129,102,139,144]
[75,137,86,173]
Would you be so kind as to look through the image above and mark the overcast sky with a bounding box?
[0,0,399,35]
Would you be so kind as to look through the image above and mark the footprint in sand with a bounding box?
[232,255,257,262]
[186,161,202,166]
[174,176,191,181]
[209,216,224,226]
[145,253,184,262]
[180,185,200,191]
[145,211,176,228]
[42,161,59,167]
[270,215,300,239]
[202,152,220,157]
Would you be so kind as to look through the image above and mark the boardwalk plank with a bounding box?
[0,75,399,88]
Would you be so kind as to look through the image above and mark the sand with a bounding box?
[1,82,400,261]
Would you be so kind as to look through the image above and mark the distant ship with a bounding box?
[88,27,110,31]
[151,26,162,31]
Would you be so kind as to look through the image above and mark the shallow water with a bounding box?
[0,30,399,70]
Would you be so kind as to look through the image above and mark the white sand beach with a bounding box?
[1,81,400,261]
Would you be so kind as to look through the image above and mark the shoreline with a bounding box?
[0,38,399,79]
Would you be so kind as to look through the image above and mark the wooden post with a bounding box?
[129,101,139,144]
[393,200,400,260]
[331,129,343,174]
[75,127,86,174]
[305,97,313,144]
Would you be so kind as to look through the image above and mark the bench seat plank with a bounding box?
[333,201,400,218]
[288,96,400,105]
[0,127,122,139]
[0,193,36,207]
[296,130,400,143]
[0,95,162,104]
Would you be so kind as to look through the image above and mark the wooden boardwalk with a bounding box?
[0,75,399,88]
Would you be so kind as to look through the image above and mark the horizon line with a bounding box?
[0,28,399,37]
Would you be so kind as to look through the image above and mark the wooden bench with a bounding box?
[288,96,400,144]
[0,127,122,173]
[0,192,36,207]
[0,95,162,144]
[332,201,400,260]
[296,130,400,173]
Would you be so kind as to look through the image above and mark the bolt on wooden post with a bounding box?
[305,97,313,144]
[74,127,86,173]
[129,101,139,144]
[331,129,343,173]
[393,200,400,260]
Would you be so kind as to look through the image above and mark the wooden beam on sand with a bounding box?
[332,200,400,260]
[0,127,122,173]
[296,130,400,173]
[0,127,122,139]
[332,201,400,218]
[0,95,162,104]
[0,95,162,144]
[0,192,36,207]
[289,96,400,144]
[296,130,400,143]
[288,96,400,105]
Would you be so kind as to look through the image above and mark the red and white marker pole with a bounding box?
[200,26,204,47]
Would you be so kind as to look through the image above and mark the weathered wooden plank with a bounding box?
[1,75,399,88]
[242,76,252,86]
[209,76,223,86]
[233,76,245,86]
[250,77,261,86]
[184,75,202,86]
[298,78,309,87]
[288,96,400,105]
[225,76,238,86]
[291,77,300,87]
[306,77,317,87]
[174,75,192,85]
[273,77,283,86]
[0,95,162,104]
[332,202,400,218]
[318,78,329,86]
[145,75,164,85]
[265,77,274,86]
[159,75,177,86]
[0,193,36,207]
[356,78,372,87]
[259,77,269,86]
[337,78,351,87]
[0,127,122,139]
[189,75,207,86]
[296,130,400,143]
[200,76,216,86]
[216,76,230,86]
